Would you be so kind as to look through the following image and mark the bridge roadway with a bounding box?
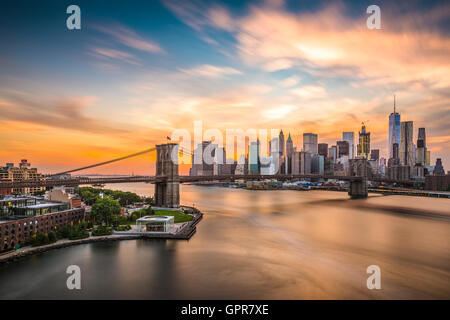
[0,174,419,189]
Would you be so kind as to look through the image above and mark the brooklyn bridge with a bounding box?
[0,143,421,207]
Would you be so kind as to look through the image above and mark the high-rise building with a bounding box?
[285,133,294,174]
[278,130,285,174]
[328,145,337,163]
[318,143,328,158]
[388,95,401,159]
[342,132,355,159]
[357,124,370,159]
[213,147,226,175]
[249,140,260,174]
[279,130,285,158]
[400,121,414,168]
[426,151,431,166]
[311,155,324,174]
[191,141,217,176]
[416,128,426,166]
[303,133,318,155]
[433,158,445,175]
[292,151,311,175]
[337,141,349,158]
[370,149,379,161]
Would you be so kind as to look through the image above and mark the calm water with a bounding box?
[0,184,449,299]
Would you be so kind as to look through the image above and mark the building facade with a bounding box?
[400,121,414,168]
[342,132,355,159]
[357,124,370,159]
[303,133,318,155]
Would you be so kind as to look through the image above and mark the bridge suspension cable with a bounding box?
[48,147,157,177]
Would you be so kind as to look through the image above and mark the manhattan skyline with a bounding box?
[1,0,449,175]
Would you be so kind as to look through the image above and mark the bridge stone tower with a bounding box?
[154,143,180,207]
[348,158,370,199]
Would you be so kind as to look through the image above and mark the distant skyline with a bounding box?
[1,0,449,174]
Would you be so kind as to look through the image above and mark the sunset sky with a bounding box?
[1,0,449,175]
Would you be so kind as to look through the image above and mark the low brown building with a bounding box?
[425,175,450,191]
[0,208,85,252]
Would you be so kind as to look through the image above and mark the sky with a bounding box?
[0,0,449,175]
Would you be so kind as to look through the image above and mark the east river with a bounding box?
[0,184,449,299]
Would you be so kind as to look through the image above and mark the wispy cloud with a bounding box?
[179,64,242,78]
[291,85,326,99]
[90,47,141,65]
[92,25,165,54]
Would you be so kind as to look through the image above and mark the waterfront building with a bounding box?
[260,156,276,175]
[292,151,311,175]
[433,158,445,175]
[412,164,425,179]
[311,155,325,175]
[357,124,370,159]
[342,132,355,159]
[416,128,426,166]
[386,165,411,181]
[0,207,85,252]
[388,96,401,159]
[318,143,328,158]
[400,121,414,169]
[249,140,260,174]
[303,133,318,155]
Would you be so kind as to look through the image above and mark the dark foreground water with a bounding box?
[0,185,449,299]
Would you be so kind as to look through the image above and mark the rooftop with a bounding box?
[136,215,175,223]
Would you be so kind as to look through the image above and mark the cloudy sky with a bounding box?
[0,0,449,174]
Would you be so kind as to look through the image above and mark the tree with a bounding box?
[91,197,121,226]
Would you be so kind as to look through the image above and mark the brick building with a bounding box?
[0,208,85,252]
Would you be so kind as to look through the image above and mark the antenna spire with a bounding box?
[394,94,396,114]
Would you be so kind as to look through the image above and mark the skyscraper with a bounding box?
[278,130,285,174]
[416,127,426,166]
[400,121,414,168]
[342,132,355,159]
[357,124,370,159]
[370,149,379,161]
[433,158,445,175]
[328,145,337,163]
[292,151,311,174]
[337,141,349,158]
[318,143,328,158]
[388,95,401,159]
[303,133,318,155]
[249,140,260,174]
[285,133,294,174]
[279,130,285,158]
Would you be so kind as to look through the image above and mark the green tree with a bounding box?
[91,197,121,226]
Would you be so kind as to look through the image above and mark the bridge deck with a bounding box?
[0,174,419,189]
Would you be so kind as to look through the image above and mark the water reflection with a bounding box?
[0,185,449,299]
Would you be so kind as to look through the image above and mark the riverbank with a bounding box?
[0,208,203,266]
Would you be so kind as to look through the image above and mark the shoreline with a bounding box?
[0,210,203,266]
